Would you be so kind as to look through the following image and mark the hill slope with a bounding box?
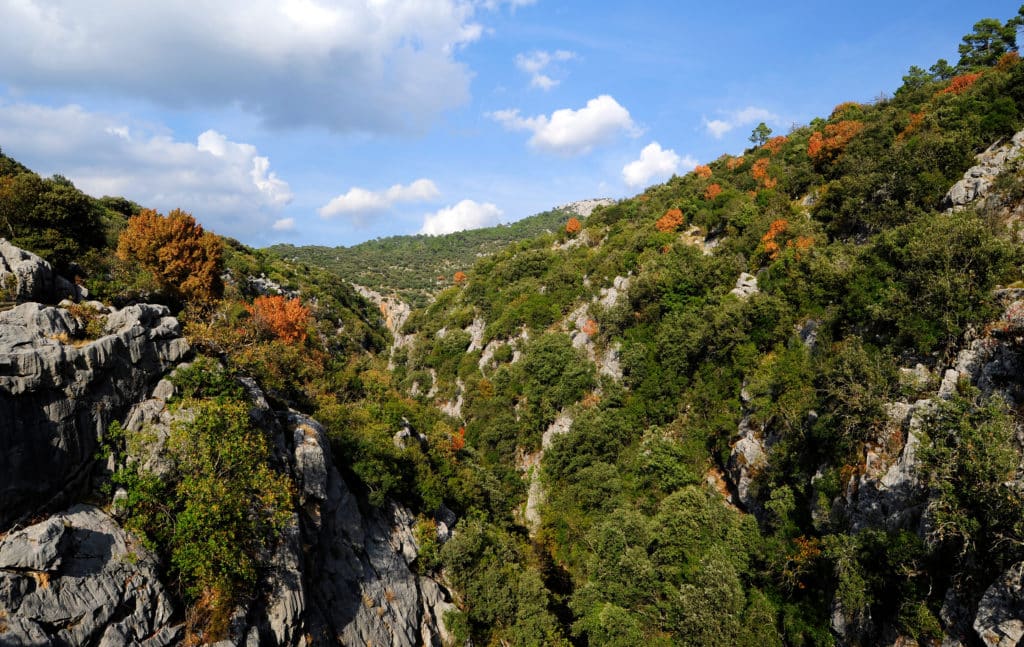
[266,199,612,308]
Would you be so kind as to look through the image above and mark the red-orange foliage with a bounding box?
[116,208,224,302]
[450,427,466,452]
[761,219,788,260]
[807,120,864,162]
[897,111,926,141]
[752,157,778,189]
[998,51,1021,71]
[762,136,788,155]
[655,208,685,233]
[704,183,723,201]
[693,165,712,179]
[582,319,599,336]
[937,72,982,96]
[247,295,310,344]
[453,271,468,284]
[726,156,745,170]
[565,217,582,235]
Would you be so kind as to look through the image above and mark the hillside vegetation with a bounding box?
[3,7,1024,646]
[376,8,1024,645]
[267,202,607,308]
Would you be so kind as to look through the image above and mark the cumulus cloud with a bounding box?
[319,179,440,219]
[515,50,577,90]
[0,0,483,133]
[490,95,640,155]
[702,106,779,139]
[420,199,503,235]
[0,101,292,240]
[272,217,296,231]
[622,142,696,188]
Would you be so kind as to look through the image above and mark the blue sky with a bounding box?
[0,0,1019,247]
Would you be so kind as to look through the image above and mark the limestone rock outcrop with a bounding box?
[944,129,1024,212]
[0,238,83,303]
[0,504,182,646]
[0,301,189,528]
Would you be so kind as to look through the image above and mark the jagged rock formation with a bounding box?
[0,301,189,528]
[0,238,84,303]
[944,129,1024,212]
[0,505,182,646]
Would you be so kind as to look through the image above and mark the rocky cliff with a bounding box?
[0,242,453,646]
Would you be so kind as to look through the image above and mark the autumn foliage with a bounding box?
[693,164,712,179]
[807,120,865,162]
[247,295,311,344]
[762,136,788,155]
[655,208,685,233]
[761,219,788,260]
[582,319,599,336]
[704,183,722,201]
[450,427,466,452]
[453,271,468,284]
[751,158,778,189]
[936,72,982,96]
[116,208,224,302]
[897,111,926,141]
[565,217,582,235]
[830,102,862,119]
[761,219,814,261]
[997,51,1021,71]
[726,156,746,170]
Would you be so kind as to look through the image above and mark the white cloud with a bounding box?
[515,49,576,90]
[490,95,640,155]
[0,0,483,133]
[622,142,696,188]
[420,199,503,235]
[702,106,779,139]
[0,101,292,241]
[272,217,296,231]
[319,179,440,219]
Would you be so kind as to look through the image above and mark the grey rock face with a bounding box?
[0,238,82,303]
[0,301,190,528]
[974,563,1024,647]
[0,504,182,646]
[730,272,759,300]
[944,129,1024,212]
[284,412,456,647]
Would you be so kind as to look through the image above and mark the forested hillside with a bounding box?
[4,6,1024,647]
[267,200,610,308]
[374,8,1024,645]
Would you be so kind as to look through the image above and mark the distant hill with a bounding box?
[265,199,613,308]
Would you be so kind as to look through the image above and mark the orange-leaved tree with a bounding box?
[656,208,685,233]
[116,208,224,302]
[936,72,982,96]
[807,120,864,163]
[761,219,789,260]
[454,271,468,285]
[704,183,723,201]
[763,136,788,155]
[247,295,311,344]
[694,165,712,179]
[565,217,582,235]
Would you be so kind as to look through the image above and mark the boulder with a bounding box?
[0,504,182,646]
[974,563,1024,647]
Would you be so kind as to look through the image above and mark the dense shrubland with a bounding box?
[4,6,1024,645]
[381,9,1024,644]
